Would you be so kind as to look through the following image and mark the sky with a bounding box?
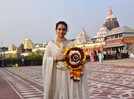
[0,0,134,46]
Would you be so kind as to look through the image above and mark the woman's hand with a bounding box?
[54,50,65,61]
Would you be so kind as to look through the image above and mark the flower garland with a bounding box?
[64,47,86,81]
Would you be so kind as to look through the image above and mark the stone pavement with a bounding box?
[7,66,43,86]
[86,61,134,99]
[103,58,134,67]
[6,58,134,99]
[0,69,20,99]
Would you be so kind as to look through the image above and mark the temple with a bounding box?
[104,8,120,30]
[76,8,134,60]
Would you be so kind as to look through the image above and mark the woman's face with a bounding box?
[56,24,67,39]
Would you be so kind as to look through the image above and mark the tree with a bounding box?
[25,52,43,66]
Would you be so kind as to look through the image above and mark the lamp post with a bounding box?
[0,48,2,66]
[0,42,4,67]
[21,56,24,66]
[2,50,5,67]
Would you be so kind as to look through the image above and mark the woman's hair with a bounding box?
[55,21,68,31]
[98,50,101,53]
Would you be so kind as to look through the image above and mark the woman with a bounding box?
[89,50,95,62]
[42,21,88,99]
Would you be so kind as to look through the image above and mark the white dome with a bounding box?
[23,38,33,49]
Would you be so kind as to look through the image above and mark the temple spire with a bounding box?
[104,8,120,30]
[107,7,113,16]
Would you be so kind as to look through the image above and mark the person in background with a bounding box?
[94,50,97,61]
[90,50,95,62]
[97,50,104,64]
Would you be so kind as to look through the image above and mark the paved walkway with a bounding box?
[4,58,134,99]
[102,58,134,67]
[86,63,134,99]
[0,69,20,99]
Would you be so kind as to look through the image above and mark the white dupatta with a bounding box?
[42,41,59,99]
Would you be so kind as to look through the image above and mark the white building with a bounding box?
[23,38,33,50]
[75,31,91,44]
[32,43,47,53]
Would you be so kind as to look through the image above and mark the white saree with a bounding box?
[42,40,88,99]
